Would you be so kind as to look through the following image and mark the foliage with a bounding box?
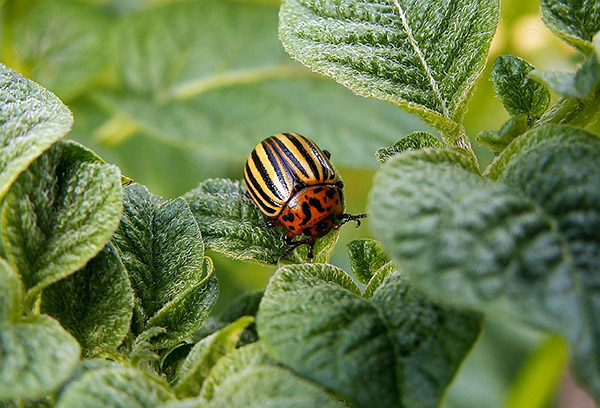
[0,0,599,407]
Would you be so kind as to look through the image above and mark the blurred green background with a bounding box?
[1,0,596,407]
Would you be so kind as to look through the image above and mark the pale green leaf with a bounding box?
[0,315,80,400]
[55,367,174,408]
[174,316,254,398]
[1,140,122,307]
[346,239,388,284]
[0,63,72,199]
[11,0,111,100]
[0,258,21,323]
[40,244,134,358]
[183,178,338,265]
[112,183,218,348]
[96,0,427,169]
[491,56,550,119]
[375,131,443,164]
[257,263,480,408]
[198,343,345,408]
[541,0,600,52]
[279,0,499,140]
[476,115,529,154]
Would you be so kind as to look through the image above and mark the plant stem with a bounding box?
[536,87,600,128]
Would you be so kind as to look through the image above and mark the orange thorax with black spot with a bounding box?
[278,185,343,238]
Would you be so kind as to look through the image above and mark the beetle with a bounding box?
[244,132,366,262]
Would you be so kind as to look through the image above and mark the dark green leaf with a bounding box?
[279,0,499,141]
[112,183,218,348]
[96,0,427,169]
[257,263,480,408]
[1,141,122,307]
[491,56,550,118]
[174,316,254,398]
[375,131,443,164]
[183,178,338,265]
[55,367,174,408]
[41,244,134,358]
[11,0,111,100]
[346,239,388,284]
[219,291,263,347]
[0,258,21,323]
[0,63,72,199]
[0,315,80,400]
[541,0,600,52]
[198,342,345,408]
[476,114,529,153]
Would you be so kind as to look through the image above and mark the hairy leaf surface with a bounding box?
[41,244,134,357]
[0,315,80,400]
[346,239,388,284]
[0,64,72,199]
[113,183,217,348]
[1,141,122,307]
[541,0,600,52]
[183,178,338,265]
[0,259,21,324]
[258,263,480,408]
[279,0,499,139]
[375,131,443,164]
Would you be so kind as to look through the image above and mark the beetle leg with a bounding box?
[279,236,315,263]
[335,180,344,189]
[322,150,331,159]
[334,213,368,229]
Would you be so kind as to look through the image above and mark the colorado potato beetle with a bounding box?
[244,132,367,262]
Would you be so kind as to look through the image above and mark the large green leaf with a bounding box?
[183,178,338,265]
[541,0,600,53]
[369,125,600,398]
[0,258,21,324]
[174,316,254,398]
[278,0,499,141]
[0,315,80,400]
[197,342,346,408]
[40,244,134,358]
[1,141,122,307]
[0,63,72,199]
[55,367,174,408]
[10,0,111,100]
[96,0,427,169]
[112,183,218,348]
[257,263,480,408]
[346,239,388,284]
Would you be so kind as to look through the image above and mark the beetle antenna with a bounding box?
[335,213,367,229]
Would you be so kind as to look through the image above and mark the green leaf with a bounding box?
[183,178,338,265]
[112,183,218,348]
[1,141,122,308]
[11,0,111,100]
[219,291,263,347]
[257,263,480,408]
[0,315,80,400]
[375,131,443,164]
[346,239,388,284]
[279,0,499,141]
[0,258,21,323]
[55,367,174,408]
[40,244,134,358]
[541,0,600,53]
[96,0,427,169]
[530,41,600,99]
[199,342,345,408]
[0,63,72,199]
[370,126,600,398]
[477,115,529,154]
[174,316,254,398]
[491,56,550,119]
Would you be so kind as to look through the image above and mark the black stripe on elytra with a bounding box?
[262,141,289,195]
[304,137,333,180]
[251,150,284,200]
[271,136,310,179]
[308,197,325,213]
[286,133,321,181]
[245,163,278,214]
[300,201,312,225]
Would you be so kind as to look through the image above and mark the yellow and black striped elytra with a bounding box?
[244,133,367,262]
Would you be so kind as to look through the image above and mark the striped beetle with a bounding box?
[244,133,366,262]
